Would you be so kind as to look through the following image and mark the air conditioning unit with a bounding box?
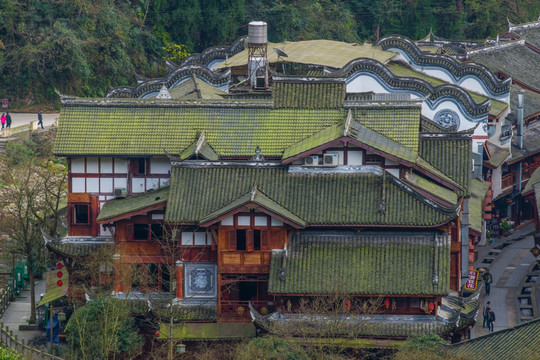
[114,187,128,198]
[303,156,319,166]
[323,153,339,167]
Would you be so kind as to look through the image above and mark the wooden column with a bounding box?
[176,261,184,300]
[113,254,123,293]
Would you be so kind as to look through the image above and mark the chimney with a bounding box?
[247,21,268,89]
[517,90,524,150]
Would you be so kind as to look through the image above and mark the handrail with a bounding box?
[0,289,63,360]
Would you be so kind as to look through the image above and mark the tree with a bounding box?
[391,334,467,360]
[64,297,143,360]
[0,159,64,323]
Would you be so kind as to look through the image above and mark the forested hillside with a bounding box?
[1,0,539,109]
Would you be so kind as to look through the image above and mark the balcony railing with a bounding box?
[501,173,514,190]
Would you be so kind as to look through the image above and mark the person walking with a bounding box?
[483,300,491,328]
[483,269,493,296]
[0,113,5,130]
[486,307,496,332]
[5,112,11,128]
[37,110,44,129]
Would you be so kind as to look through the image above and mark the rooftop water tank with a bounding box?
[248,21,267,44]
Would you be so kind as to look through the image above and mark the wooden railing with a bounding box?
[0,289,62,360]
[501,173,514,190]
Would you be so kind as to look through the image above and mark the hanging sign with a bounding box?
[464,269,478,291]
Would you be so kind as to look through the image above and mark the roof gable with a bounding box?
[96,187,169,223]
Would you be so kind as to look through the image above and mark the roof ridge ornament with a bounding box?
[344,109,353,137]
[195,132,206,155]
[156,85,172,99]
[251,146,265,162]
[250,182,258,202]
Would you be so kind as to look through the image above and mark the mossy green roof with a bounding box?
[165,166,457,226]
[469,179,490,234]
[449,317,540,360]
[217,40,396,69]
[272,81,345,109]
[404,173,459,205]
[352,106,420,151]
[168,76,227,100]
[47,242,114,257]
[179,134,219,161]
[54,103,344,157]
[97,187,169,222]
[282,123,344,159]
[268,231,450,295]
[419,136,471,194]
[485,141,510,168]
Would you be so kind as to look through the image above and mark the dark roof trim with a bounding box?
[330,58,490,117]
[375,35,511,94]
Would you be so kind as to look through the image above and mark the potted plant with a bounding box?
[500,221,512,236]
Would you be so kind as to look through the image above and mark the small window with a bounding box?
[151,224,163,241]
[365,154,383,166]
[133,224,149,240]
[236,230,247,251]
[131,158,149,175]
[73,204,89,224]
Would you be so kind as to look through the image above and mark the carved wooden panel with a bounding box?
[68,193,91,203]
[222,253,241,264]
[243,253,261,265]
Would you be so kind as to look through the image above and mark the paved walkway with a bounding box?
[1,279,47,345]
[1,113,58,129]
[471,223,536,337]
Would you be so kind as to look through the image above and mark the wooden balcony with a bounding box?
[501,173,514,190]
[219,251,272,273]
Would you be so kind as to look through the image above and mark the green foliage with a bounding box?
[236,336,309,360]
[500,220,512,232]
[391,334,468,360]
[163,43,190,63]
[64,297,143,360]
[0,346,22,360]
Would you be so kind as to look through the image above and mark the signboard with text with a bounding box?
[464,269,479,291]
[1,99,7,108]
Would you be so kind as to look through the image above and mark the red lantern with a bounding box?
[384,298,390,308]
[56,262,63,270]
[57,280,63,287]
[155,331,160,337]
[344,299,351,308]
[428,302,435,312]
[57,271,63,278]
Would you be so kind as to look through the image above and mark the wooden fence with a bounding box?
[0,288,63,360]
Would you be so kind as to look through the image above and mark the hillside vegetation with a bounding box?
[0,0,539,109]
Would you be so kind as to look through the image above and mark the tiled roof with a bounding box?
[268,231,450,295]
[510,23,540,54]
[199,186,306,227]
[179,133,219,161]
[282,123,343,160]
[168,76,227,100]
[403,173,458,206]
[419,135,472,193]
[449,317,540,360]
[522,166,540,194]
[54,102,344,157]
[272,80,345,109]
[469,43,540,93]
[96,187,169,222]
[47,241,114,257]
[509,120,540,164]
[352,106,420,151]
[165,166,458,226]
[507,87,540,122]
[217,40,397,69]
[420,117,456,133]
[255,312,456,338]
[469,179,490,234]
[161,322,256,340]
[485,141,510,168]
